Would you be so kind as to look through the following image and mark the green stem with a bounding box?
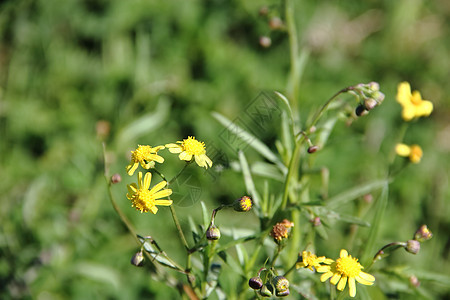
[169,205,189,250]
[285,0,300,121]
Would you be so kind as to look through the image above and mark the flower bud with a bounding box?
[259,283,273,297]
[259,36,272,48]
[364,98,378,111]
[311,216,321,226]
[307,145,319,153]
[355,104,368,117]
[269,17,283,30]
[409,275,420,287]
[259,6,269,16]
[248,276,263,290]
[234,196,252,212]
[206,224,221,240]
[414,225,433,242]
[276,289,290,297]
[111,173,122,184]
[130,250,145,267]
[272,276,289,293]
[405,240,420,254]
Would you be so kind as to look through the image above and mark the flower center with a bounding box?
[134,190,155,211]
[133,146,151,161]
[183,137,205,155]
[305,254,318,266]
[335,256,362,278]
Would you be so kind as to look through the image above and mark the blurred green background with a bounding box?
[1,0,449,299]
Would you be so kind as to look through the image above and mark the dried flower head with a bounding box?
[270,220,294,243]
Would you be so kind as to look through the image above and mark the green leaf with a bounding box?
[212,112,287,173]
[361,182,389,266]
[326,179,389,209]
[217,251,245,276]
[116,98,170,147]
[201,201,209,227]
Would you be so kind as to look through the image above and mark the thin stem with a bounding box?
[169,161,192,185]
[169,205,189,249]
[285,0,300,122]
[308,87,351,130]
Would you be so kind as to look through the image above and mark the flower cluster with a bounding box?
[125,136,212,214]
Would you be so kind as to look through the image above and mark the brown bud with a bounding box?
[259,36,272,48]
[307,145,319,153]
[405,240,420,254]
[414,225,432,242]
[206,224,221,240]
[249,276,263,290]
[111,173,122,184]
[130,251,145,267]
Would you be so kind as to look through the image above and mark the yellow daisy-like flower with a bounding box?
[317,249,375,298]
[395,143,423,164]
[396,82,433,121]
[165,136,212,169]
[296,251,334,271]
[126,145,165,176]
[126,172,173,214]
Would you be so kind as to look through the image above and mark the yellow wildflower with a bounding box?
[165,136,212,169]
[126,172,172,214]
[395,143,423,163]
[317,249,375,298]
[126,145,165,176]
[396,82,433,121]
[296,251,334,271]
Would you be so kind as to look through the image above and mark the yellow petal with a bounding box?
[417,100,433,117]
[126,162,139,176]
[143,172,152,190]
[149,181,167,194]
[348,277,356,297]
[358,271,375,283]
[153,189,173,200]
[320,272,333,282]
[149,206,158,214]
[340,249,348,258]
[317,265,331,273]
[337,276,347,291]
[330,273,341,285]
[155,199,173,206]
[395,143,411,157]
[179,152,192,161]
[396,82,412,105]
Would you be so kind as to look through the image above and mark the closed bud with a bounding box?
[409,275,420,287]
[355,104,368,117]
[248,276,263,290]
[269,17,283,30]
[130,250,145,267]
[259,283,273,297]
[272,276,289,293]
[364,98,378,111]
[234,196,252,212]
[311,216,321,226]
[307,145,319,153]
[405,240,420,254]
[414,225,432,242]
[276,289,290,297]
[259,6,269,16]
[111,173,122,184]
[206,224,221,240]
[259,36,272,48]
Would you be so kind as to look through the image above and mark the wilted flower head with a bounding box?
[270,219,294,243]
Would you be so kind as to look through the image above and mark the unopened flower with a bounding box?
[130,250,145,267]
[234,196,252,212]
[414,225,433,242]
[396,82,433,121]
[111,173,122,184]
[206,224,221,240]
[166,136,212,169]
[126,172,172,214]
[126,145,165,176]
[395,143,423,163]
[248,276,263,290]
[317,249,375,298]
[405,240,421,254]
[296,251,333,271]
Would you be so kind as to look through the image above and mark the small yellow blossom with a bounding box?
[395,143,423,163]
[165,136,212,169]
[126,145,165,176]
[317,249,375,298]
[396,82,433,121]
[127,172,173,214]
[296,251,334,271]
